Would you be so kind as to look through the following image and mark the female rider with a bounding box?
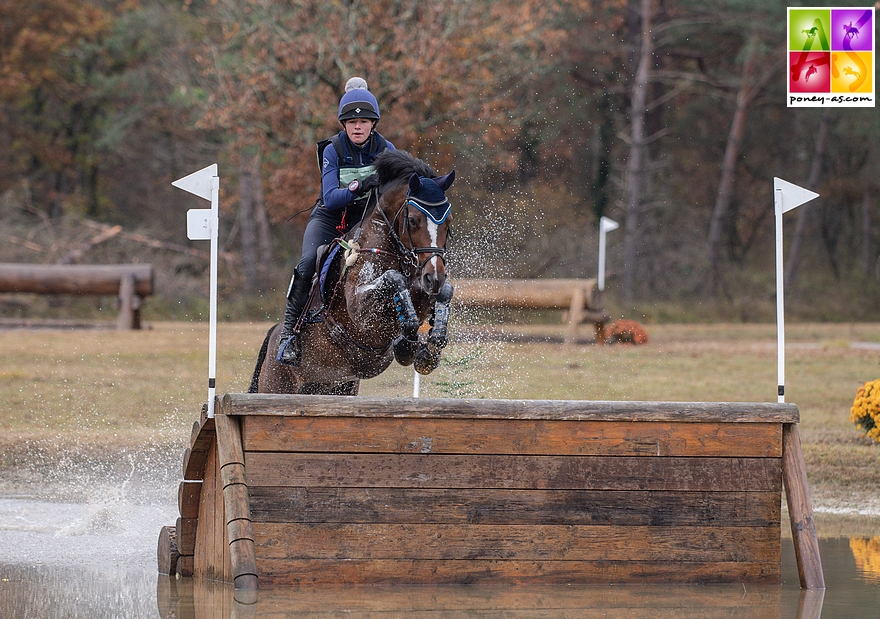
[277,77,395,365]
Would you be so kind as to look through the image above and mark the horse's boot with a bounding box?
[276,270,312,366]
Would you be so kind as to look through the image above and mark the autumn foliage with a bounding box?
[0,1,878,315]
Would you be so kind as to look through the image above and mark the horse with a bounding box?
[249,149,455,395]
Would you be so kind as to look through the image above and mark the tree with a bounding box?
[706,32,782,293]
[0,0,110,216]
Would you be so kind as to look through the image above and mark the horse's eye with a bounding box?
[407,215,420,229]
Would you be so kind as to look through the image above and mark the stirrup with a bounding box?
[276,333,302,366]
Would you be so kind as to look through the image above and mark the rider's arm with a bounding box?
[320,143,355,211]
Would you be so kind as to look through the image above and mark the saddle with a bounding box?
[300,238,347,323]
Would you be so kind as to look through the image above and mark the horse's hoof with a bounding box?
[393,335,417,366]
[413,347,441,375]
[276,336,302,367]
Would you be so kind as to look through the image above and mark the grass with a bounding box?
[1,319,879,535]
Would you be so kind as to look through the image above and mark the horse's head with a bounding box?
[373,151,455,296]
[400,172,454,294]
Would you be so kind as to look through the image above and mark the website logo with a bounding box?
[788,7,875,107]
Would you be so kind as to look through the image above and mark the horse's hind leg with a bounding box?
[249,325,277,393]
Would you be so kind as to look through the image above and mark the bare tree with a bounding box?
[706,35,780,292]
[621,0,653,302]
[784,109,831,290]
[238,149,272,292]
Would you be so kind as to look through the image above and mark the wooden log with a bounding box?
[241,416,783,457]
[0,262,153,296]
[564,285,586,344]
[244,453,782,492]
[157,525,179,575]
[252,523,779,562]
[451,278,599,310]
[178,481,202,519]
[215,411,258,592]
[115,271,138,330]
[782,423,825,589]
[254,558,779,586]
[176,516,198,556]
[247,487,780,527]
[176,555,194,578]
[223,393,800,423]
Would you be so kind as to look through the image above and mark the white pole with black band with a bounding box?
[173,164,220,418]
[773,177,818,403]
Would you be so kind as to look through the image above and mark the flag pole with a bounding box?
[773,177,819,404]
[173,163,220,418]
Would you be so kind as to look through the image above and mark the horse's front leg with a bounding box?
[356,270,420,366]
[413,281,453,375]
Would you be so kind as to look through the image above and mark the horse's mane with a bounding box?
[374,150,436,192]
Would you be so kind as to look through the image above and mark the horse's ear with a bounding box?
[434,170,455,192]
[408,173,421,193]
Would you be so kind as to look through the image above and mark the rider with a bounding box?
[277,77,395,365]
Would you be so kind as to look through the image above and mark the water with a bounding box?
[0,494,878,618]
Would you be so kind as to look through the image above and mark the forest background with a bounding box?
[1,0,879,324]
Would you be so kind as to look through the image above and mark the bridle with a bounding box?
[372,192,450,278]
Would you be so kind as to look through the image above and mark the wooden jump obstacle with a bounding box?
[451,278,610,344]
[158,393,823,592]
[0,262,153,329]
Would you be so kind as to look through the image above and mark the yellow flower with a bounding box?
[851,379,880,443]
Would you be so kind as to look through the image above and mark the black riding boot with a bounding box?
[276,271,312,366]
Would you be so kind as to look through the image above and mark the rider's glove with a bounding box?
[349,174,379,197]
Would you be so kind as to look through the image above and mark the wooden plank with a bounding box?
[252,523,778,563]
[247,487,780,527]
[782,423,825,589]
[193,445,216,580]
[241,416,783,457]
[222,393,799,423]
[190,417,215,451]
[254,558,780,586]
[244,453,782,492]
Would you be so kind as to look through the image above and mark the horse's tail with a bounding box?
[248,324,277,393]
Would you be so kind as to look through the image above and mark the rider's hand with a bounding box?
[349,174,379,197]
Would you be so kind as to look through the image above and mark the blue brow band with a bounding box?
[407,199,451,225]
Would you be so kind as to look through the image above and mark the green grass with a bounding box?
[1,320,879,534]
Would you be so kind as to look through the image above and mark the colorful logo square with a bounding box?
[788,7,875,107]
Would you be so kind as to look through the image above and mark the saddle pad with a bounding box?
[319,242,342,303]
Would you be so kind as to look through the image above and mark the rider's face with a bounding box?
[344,118,374,145]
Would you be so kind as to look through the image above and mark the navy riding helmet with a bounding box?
[338,77,380,123]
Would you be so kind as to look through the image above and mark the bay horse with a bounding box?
[249,150,455,395]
